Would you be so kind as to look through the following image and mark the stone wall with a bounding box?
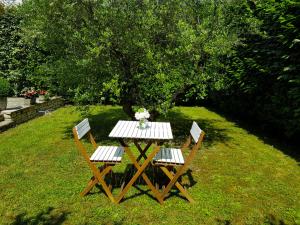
[1,97,64,125]
[6,97,32,108]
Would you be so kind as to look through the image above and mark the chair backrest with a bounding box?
[190,121,203,143]
[74,118,91,140]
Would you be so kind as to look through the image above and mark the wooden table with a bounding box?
[109,120,173,203]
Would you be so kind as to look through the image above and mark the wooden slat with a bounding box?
[108,121,120,137]
[125,121,136,138]
[115,121,128,137]
[109,121,124,137]
[131,121,139,138]
[105,146,115,161]
[150,122,155,139]
[75,118,91,139]
[136,122,143,138]
[166,148,172,164]
[119,121,131,137]
[177,149,184,164]
[141,123,148,138]
[90,147,100,161]
[110,147,121,162]
[113,147,123,161]
[162,148,166,163]
[157,123,163,139]
[173,148,180,164]
[190,121,202,143]
[93,146,107,161]
[166,123,173,139]
[170,148,176,164]
[111,147,119,162]
[90,146,101,161]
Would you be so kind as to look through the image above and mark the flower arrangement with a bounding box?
[38,90,50,102]
[38,90,48,95]
[135,108,150,129]
[21,88,38,99]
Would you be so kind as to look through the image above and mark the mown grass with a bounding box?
[0,106,299,225]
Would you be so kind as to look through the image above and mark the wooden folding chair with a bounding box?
[153,121,205,203]
[73,118,124,203]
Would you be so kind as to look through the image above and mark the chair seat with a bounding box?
[90,146,124,163]
[153,148,185,165]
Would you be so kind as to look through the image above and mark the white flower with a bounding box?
[135,108,150,120]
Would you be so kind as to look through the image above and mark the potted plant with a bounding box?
[21,88,39,105]
[0,78,11,111]
[38,90,49,103]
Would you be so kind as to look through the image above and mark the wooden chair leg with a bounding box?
[81,176,98,196]
[160,167,195,203]
[81,164,115,202]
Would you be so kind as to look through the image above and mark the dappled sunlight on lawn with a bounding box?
[0,106,299,225]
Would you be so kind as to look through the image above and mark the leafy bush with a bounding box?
[0,77,11,97]
[212,0,300,140]
[0,5,49,95]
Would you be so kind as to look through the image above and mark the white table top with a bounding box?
[109,120,173,140]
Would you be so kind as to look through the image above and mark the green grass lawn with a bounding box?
[0,106,299,225]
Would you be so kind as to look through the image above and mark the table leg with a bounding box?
[134,140,152,162]
[116,140,163,204]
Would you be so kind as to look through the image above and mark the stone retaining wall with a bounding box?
[7,97,32,108]
[4,97,64,125]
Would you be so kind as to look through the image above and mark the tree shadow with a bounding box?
[87,164,197,203]
[11,207,70,225]
[205,105,300,163]
[215,213,294,225]
[263,214,291,225]
[160,109,231,147]
[63,107,129,144]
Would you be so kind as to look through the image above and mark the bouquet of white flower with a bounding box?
[135,108,150,128]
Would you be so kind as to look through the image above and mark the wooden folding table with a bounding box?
[109,120,173,204]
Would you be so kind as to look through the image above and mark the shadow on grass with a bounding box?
[205,105,300,163]
[12,207,69,225]
[215,214,293,225]
[87,164,196,203]
[63,107,128,144]
[65,107,231,147]
[161,109,231,147]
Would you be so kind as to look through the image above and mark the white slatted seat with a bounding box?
[153,148,184,165]
[90,146,124,162]
[73,118,124,203]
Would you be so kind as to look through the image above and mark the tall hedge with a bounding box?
[0,5,47,94]
[213,0,300,140]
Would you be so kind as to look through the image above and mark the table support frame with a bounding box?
[116,139,164,204]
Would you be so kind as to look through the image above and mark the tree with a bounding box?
[20,0,235,119]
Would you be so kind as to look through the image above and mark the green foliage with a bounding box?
[2,0,299,139]
[212,0,300,139]
[20,0,235,118]
[0,4,48,95]
[0,77,11,96]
